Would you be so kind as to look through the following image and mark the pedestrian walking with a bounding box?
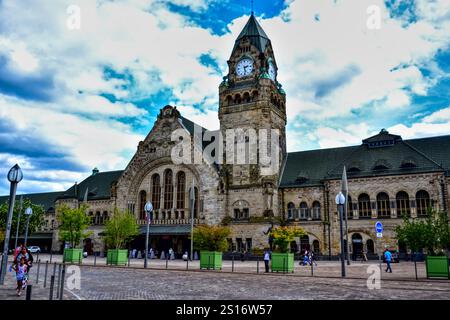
[12,257,28,296]
[263,249,271,273]
[384,249,392,273]
[310,251,317,266]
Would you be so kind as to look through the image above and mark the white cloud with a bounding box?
[422,106,450,123]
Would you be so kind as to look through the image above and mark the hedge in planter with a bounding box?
[57,204,92,264]
[396,209,450,279]
[271,226,305,273]
[104,208,139,265]
[193,225,230,270]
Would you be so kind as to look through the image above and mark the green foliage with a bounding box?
[251,247,264,256]
[396,208,450,256]
[0,198,45,238]
[193,225,231,252]
[56,204,92,248]
[220,215,232,226]
[272,226,306,253]
[104,208,139,249]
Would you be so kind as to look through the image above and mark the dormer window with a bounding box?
[347,167,361,173]
[401,159,416,169]
[372,159,390,171]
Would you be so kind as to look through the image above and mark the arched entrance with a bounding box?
[83,238,93,255]
[351,233,363,260]
[366,239,375,255]
[290,241,298,253]
[312,240,320,254]
[300,235,310,253]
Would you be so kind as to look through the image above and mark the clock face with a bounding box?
[236,58,254,77]
[268,62,276,81]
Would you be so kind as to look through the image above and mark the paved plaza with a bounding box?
[0,254,449,300]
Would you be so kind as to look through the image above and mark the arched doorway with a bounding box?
[83,238,93,255]
[351,233,363,260]
[290,241,297,253]
[300,235,310,253]
[312,240,320,254]
[366,239,375,255]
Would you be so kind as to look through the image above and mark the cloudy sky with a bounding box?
[0,0,449,195]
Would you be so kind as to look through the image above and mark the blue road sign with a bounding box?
[375,221,383,233]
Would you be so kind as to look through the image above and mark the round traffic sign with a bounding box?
[375,221,383,233]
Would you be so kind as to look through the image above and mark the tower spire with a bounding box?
[251,0,254,15]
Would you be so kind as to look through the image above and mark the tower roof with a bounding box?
[233,14,270,53]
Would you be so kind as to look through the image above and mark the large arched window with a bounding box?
[139,190,147,220]
[396,191,410,218]
[151,174,161,211]
[347,195,353,219]
[164,169,174,210]
[377,192,391,218]
[416,190,430,217]
[358,194,371,219]
[102,211,109,223]
[312,201,321,220]
[299,202,308,220]
[176,171,186,209]
[287,202,295,220]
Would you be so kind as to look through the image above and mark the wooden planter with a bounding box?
[426,256,449,279]
[200,251,222,270]
[63,248,83,264]
[107,249,128,266]
[271,252,294,273]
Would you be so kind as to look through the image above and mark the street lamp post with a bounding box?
[0,164,23,285]
[335,191,346,277]
[24,207,33,247]
[190,179,195,261]
[144,201,153,269]
[14,196,23,250]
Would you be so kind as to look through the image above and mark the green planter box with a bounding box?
[271,252,294,273]
[107,249,128,266]
[63,248,83,264]
[426,256,449,279]
[200,251,222,270]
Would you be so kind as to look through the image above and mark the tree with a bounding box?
[104,208,139,250]
[193,225,231,252]
[272,226,306,253]
[56,204,92,249]
[0,198,45,239]
[396,208,450,256]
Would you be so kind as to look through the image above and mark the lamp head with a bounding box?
[25,207,32,216]
[335,192,345,205]
[144,201,153,213]
[7,164,23,183]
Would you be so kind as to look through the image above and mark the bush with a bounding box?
[272,226,305,253]
[104,208,139,250]
[193,225,231,252]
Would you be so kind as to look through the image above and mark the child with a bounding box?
[13,258,28,296]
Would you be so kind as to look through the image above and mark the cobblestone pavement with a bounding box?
[66,266,450,300]
[2,255,448,300]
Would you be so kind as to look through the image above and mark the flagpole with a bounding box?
[190,179,195,261]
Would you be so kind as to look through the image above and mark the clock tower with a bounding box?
[218,14,287,218]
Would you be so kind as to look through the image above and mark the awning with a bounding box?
[138,225,192,235]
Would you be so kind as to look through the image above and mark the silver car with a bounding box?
[28,246,41,253]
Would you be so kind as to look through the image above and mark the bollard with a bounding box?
[186,258,189,270]
[44,261,49,288]
[26,284,32,300]
[50,250,53,263]
[56,264,62,299]
[413,253,418,280]
[36,259,41,284]
[79,251,82,265]
[36,253,40,263]
[257,257,259,274]
[311,260,314,276]
[166,256,168,269]
[128,254,131,267]
[232,254,234,272]
[59,264,66,300]
[49,275,55,300]
[94,252,97,266]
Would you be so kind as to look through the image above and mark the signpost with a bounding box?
[375,221,383,273]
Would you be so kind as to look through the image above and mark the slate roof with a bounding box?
[0,191,64,212]
[58,170,123,201]
[233,14,271,53]
[280,130,450,188]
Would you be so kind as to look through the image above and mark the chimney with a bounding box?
[92,167,99,176]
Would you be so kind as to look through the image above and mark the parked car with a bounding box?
[28,246,41,253]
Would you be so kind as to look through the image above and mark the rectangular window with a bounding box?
[246,238,252,251]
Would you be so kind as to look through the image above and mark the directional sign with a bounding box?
[376,232,383,238]
[375,221,383,233]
